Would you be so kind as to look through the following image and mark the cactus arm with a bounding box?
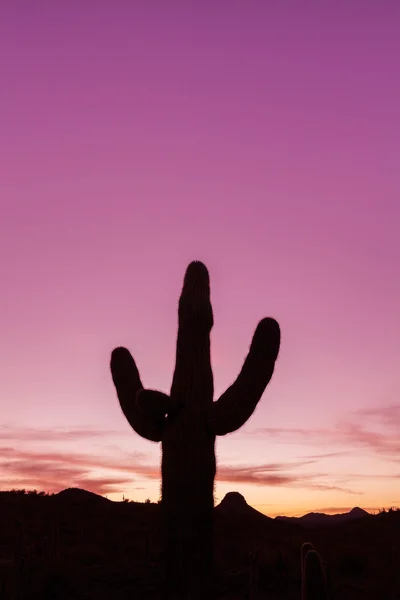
[110,347,165,442]
[207,317,280,436]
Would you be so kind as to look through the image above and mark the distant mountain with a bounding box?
[56,487,112,505]
[215,493,371,530]
[213,491,302,542]
[0,487,373,530]
[275,506,371,527]
[215,491,272,523]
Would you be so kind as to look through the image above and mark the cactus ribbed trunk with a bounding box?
[162,264,215,599]
[110,261,280,600]
[302,549,327,600]
[161,422,215,599]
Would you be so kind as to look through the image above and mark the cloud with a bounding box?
[352,404,400,429]
[1,459,130,496]
[0,446,150,472]
[0,424,131,442]
[307,483,362,495]
[300,451,353,460]
[0,425,159,495]
[248,426,333,442]
[217,462,362,495]
[1,409,399,499]
[247,403,400,459]
[0,444,158,496]
[218,464,303,486]
[0,443,362,497]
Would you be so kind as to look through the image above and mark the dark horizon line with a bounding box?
[1,486,398,519]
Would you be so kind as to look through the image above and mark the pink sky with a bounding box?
[1,1,399,516]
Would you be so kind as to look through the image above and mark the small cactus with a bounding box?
[301,542,314,576]
[302,549,327,600]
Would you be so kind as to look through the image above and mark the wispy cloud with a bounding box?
[300,451,353,460]
[0,458,130,496]
[0,424,130,442]
[248,403,400,458]
[352,404,400,429]
[0,443,361,497]
[1,408,399,499]
[0,439,157,495]
[217,462,362,495]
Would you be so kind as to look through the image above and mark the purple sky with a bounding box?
[1,1,399,515]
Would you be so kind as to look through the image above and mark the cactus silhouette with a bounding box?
[302,549,327,600]
[301,542,315,576]
[110,261,281,599]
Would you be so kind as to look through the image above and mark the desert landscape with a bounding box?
[0,488,398,599]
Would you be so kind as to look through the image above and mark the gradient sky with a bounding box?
[1,1,399,516]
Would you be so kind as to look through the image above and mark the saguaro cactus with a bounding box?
[301,542,315,576]
[110,261,280,599]
[302,549,327,600]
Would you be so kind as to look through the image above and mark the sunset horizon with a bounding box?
[0,480,390,520]
[1,396,399,517]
